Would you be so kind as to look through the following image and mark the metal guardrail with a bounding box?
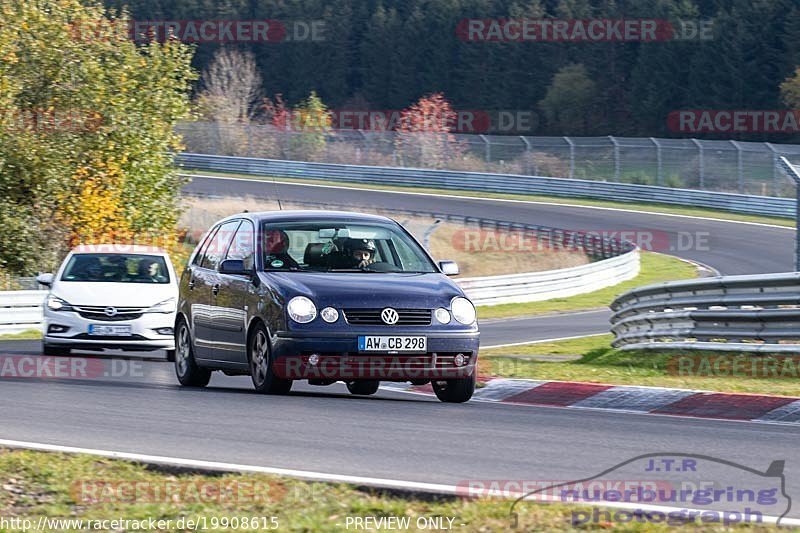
[461,249,639,306]
[610,273,800,353]
[178,123,800,198]
[177,153,796,218]
[0,291,46,334]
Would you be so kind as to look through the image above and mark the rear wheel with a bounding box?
[174,319,211,387]
[346,380,380,396]
[42,343,70,356]
[432,373,475,403]
[249,324,292,395]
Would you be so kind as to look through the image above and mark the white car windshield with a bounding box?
[60,254,170,284]
[262,221,437,273]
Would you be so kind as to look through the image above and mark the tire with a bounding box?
[42,343,70,356]
[174,319,211,387]
[346,380,380,396]
[432,373,476,403]
[249,323,292,395]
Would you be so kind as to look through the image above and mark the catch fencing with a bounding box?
[177,122,800,198]
[177,153,796,217]
[610,273,800,353]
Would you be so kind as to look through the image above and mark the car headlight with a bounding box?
[288,296,317,324]
[46,295,73,312]
[451,297,476,325]
[434,308,451,324]
[147,297,177,314]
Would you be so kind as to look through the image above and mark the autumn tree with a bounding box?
[0,0,196,277]
[395,93,461,169]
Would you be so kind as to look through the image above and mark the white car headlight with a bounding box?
[434,308,451,324]
[451,297,476,325]
[46,295,73,312]
[147,297,177,314]
[288,296,317,324]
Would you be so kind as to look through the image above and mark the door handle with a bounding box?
[212,284,220,296]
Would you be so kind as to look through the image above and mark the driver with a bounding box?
[344,238,377,269]
[264,229,299,269]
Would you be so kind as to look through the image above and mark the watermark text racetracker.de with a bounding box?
[0,356,143,380]
[456,18,713,42]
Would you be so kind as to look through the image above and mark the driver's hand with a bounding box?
[357,259,371,269]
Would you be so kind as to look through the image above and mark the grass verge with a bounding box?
[0,449,786,532]
[477,252,698,320]
[0,329,42,341]
[182,169,795,228]
[482,334,800,396]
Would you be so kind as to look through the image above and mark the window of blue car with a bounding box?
[60,254,170,283]
[225,219,256,270]
[260,221,437,273]
[202,220,241,271]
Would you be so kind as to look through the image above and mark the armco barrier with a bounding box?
[177,153,796,218]
[0,291,46,334]
[610,272,800,352]
[461,249,639,306]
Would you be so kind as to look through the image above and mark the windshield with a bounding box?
[60,254,170,284]
[261,221,437,273]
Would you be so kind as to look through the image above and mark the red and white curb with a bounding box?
[383,379,800,425]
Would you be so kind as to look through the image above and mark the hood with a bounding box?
[261,271,465,308]
[51,281,178,308]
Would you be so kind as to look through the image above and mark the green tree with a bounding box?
[539,64,598,135]
[0,0,196,276]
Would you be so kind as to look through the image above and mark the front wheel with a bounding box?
[432,373,475,403]
[249,324,292,395]
[174,319,211,387]
[346,380,380,396]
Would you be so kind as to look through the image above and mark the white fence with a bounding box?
[459,249,640,306]
[0,291,47,334]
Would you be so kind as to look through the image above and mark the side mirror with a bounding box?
[219,259,250,276]
[36,273,54,287]
[438,260,460,276]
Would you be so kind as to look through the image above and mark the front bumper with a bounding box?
[271,331,480,380]
[43,310,175,351]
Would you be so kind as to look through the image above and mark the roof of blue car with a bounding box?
[222,210,396,224]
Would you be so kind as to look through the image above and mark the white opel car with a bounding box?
[36,245,178,357]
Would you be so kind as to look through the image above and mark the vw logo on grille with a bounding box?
[381,308,399,325]
[104,307,118,317]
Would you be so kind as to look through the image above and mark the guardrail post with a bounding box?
[650,137,662,186]
[766,143,780,197]
[479,135,491,163]
[730,140,744,193]
[691,139,705,189]
[520,136,534,175]
[779,156,800,271]
[609,136,620,181]
[565,137,575,179]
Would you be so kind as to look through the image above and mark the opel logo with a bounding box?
[381,308,399,325]
[104,307,118,317]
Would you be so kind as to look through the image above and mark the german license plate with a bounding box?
[88,324,132,336]
[358,336,427,353]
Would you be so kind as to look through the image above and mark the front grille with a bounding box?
[78,312,143,321]
[75,306,146,322]
[343,308,432,326]
[72,333,147,340]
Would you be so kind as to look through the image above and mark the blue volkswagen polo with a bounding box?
[175,211,480,402]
